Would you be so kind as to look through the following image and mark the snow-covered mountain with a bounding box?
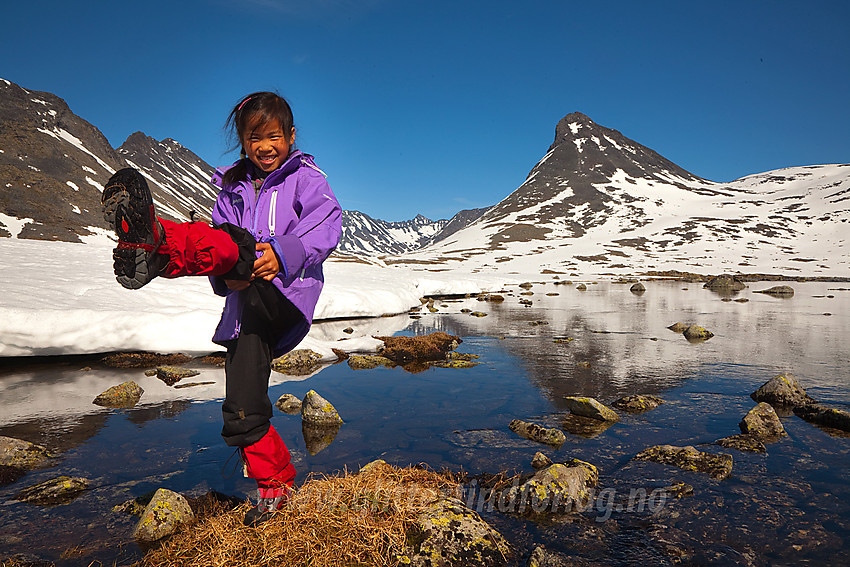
[397,112,849,276]
[0,78,216,242]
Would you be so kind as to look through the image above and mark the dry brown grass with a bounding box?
[137,463,460,567]
[374,332,461,364]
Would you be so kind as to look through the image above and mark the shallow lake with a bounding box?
[1,279,848,566]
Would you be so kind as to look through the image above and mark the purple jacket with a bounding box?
[208,150,342,356]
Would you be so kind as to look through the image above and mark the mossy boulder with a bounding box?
[739,402,787,439]
[683,325,714,341]
[634,445,733,480]
[751,372,815,407]
[563,396,619,422]
[272,349,323,375]
[611,394,664,413]
[301,390,344,425]
[0,436,52,470]
[13,476,89,505]
[134,488,195,542]
[92,381,143,409]
[509,420,566,448]
[274,393,302,414]
[502,459,599,514]
[399,496,511,567]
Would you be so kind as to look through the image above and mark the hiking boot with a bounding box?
[102,168,168,289]
[243,486,290,527]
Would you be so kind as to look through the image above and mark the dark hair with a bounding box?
[222,91,295,186]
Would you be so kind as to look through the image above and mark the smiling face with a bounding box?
[242,119,295,174]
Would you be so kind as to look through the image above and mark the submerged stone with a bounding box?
[13,476,89,505]
[509,420,566,448]
[715,434,767,454]
[611,394,664,413]
[134,488,195,542]
[92,381,144,409]
[563,396,619,422]
[634,445,733,480]
[275,393,302,414]
[753,285,795,297]
[793,404,850,432]
[347,355,395,370]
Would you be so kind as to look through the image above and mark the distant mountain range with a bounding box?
[1,78,847,275]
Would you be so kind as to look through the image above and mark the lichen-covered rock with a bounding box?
[430,359,479,369]
[0,436,52,470]
[13,476,89,505]
[611,394,664,413]
[275,393,302,414]
[302,422,341,455]
[667,322,689,333]
[683,325,714,341]
[347,355,395,370]
[92,381,144,409]
[553,337,574,344]
[519,282,534,289]
[272,349,323,375]
[358,459,387,474]
[740,402,787,439]
[503,460,598,514]
[703,274,746,291]
[301,390,344,425]
[531,452,552,470]
[754,285,794,297]
[715,434,767,454]
[509,420,566,448]
[634,445,733,480]
[134,488,195,542]
[527,545,574,566]
[477,294,505,302]
[470,311,488,317]
[399,496,511,567]
[575,283,587,291]
[563,396,619,422]
[793,404,850,432]
[630,282,646,293]
[751,372,815,407]
[101,352,192,368]
[155,366,200,386]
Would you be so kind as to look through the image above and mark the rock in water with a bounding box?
[753,285,794,297]
[155,366,199,386]
[703,274,745,291]
[0,436,52,469]
[715,434,767,454]
[531,452,553,470]
[751,372,815,407]
[134,488,195,542]
[375,331,461,363]
[301,390,344,425]
[683,325,714,341]
[793,404,850,432]
[274,393,302,414]
[399,497,511,566]
[739,402,787,439]
[508,420,566,448]
[611,394,664,413]
[347,355,395,370]
[630,282,646,293]
[667,322,689,333]
[503,459,599,514]
[92,381,144,408]
[272,349,323,375]
[634,445,733,480]
[563,396,619,422]
[13,476,89,505]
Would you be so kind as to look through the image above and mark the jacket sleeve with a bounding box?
[208,190,242,296]
[269,169,342,279]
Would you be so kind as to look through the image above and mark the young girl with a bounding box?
[102,92,342,526]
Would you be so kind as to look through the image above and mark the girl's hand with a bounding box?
[225,279,250,291]
[253,242,281,281]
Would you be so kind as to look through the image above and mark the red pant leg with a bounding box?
[158,218,240,278]
[240,424,297,489]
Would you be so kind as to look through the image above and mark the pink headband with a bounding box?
[237,96,252,112]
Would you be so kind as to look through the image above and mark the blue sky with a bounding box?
[2,0,848,221]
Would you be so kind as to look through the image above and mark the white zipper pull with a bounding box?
[268,190,278,237]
